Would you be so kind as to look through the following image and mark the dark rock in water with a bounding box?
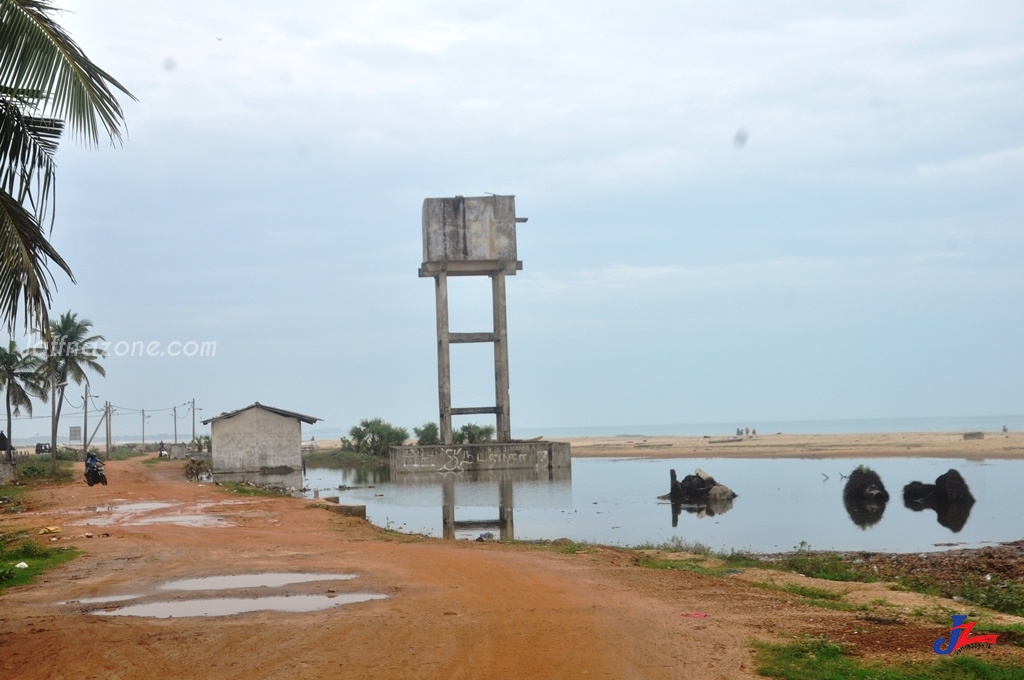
[844,497,887,528]
[902,469,975,532]
[842,467,889,528]
[664,468,736,503]
[663,468,737,524]
[843,467,890,502]
[934,469,974,503]
[902,481,935,503]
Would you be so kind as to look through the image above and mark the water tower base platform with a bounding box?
[390,441,570,474]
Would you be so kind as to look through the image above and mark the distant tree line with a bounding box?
[345,418,495,456]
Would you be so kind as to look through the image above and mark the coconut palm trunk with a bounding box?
[0,339,45,466]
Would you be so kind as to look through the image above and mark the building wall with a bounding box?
[211,408,302,473]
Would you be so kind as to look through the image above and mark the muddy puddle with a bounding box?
[68,572,386,618]
[159,573,357,590]
[77,500,234,528]
[95,593,387,618]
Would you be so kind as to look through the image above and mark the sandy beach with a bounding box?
[309,430,1023,460]
[563,430,1024,460]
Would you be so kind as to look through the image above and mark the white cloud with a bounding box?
[917,145,1024,180]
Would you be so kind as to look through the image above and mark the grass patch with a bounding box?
[778,583,847,601]
[302,449,387,468]
[892,576,1024,619]
[105,447,150,461]
[0,533,79,592]
[633,553,747,578]
[14,458,75,482]
[631,536,713,554]
[549,540,590,555]
[751,581,866,612]
[753,636,1024,679]
[773,543,875,583]
[217,482,283,497]
[955,581,1024,618]
[0,485,30,513]
[142,456,184,467]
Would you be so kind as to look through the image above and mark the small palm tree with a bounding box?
[413,422,440,446]
[348,418,409,457]
[453,423,495,445]
[0,0,134,333]
[0,339,45,462]
[37,310,105,470]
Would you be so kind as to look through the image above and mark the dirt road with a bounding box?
[1,456,1020,679]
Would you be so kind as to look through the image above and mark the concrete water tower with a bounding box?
[390,194,569,480]
[418,195,526,445]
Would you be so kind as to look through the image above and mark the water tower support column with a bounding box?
[492,268,511,442]
[435,269,453,445]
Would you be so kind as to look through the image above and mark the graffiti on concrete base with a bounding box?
[399,446,548,472]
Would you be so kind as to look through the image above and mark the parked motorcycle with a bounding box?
[85,461,107,486]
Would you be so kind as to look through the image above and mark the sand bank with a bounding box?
[562,430,1024,460]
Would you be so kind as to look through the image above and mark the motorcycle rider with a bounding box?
[85,450,101,475]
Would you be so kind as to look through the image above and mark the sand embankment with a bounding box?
[562,430,1024,460]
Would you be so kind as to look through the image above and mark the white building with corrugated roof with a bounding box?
[201,402,320,477]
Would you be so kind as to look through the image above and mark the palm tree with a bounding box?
[0,338,45,462]
[0,0,134,333]
[348,418,410,457]
[39,310,104,470]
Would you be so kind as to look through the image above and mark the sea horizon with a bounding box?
[7,413,1021,447]
[510,414,1024,439]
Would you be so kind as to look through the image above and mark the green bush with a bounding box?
[16,459,74,481]
[348,418,409,457]
[414,422,440,445]
[453,422,494,444]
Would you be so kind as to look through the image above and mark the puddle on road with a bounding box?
[94,593,387,618]
[66,573,379,617]
[77,501,233,528]
[159,573,357,591]
[132,514,227,527]
[59,593,147,605]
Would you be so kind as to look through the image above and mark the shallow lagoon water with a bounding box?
[304,458,1024,553]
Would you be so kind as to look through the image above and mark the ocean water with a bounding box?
[511,414,1024,439]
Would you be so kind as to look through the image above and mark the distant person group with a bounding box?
[735,427,757,437]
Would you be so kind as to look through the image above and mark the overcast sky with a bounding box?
[13,0,1023,441]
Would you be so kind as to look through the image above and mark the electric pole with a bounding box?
[141,409,146,447]
[105,401,112,460]
[83,383,89,457]
[191,398,196,442]
[173,406,178,444]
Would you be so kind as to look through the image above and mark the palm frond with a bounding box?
[0,0,135,146]
[0,186,72,332]
[0,97,61,224]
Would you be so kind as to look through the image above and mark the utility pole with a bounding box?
[141,409,146,448]
[83,383,89,457]
[105,401,112,460]
[191,398,196,442]
[172,406,178,444]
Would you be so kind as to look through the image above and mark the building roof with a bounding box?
[201,402,321,426]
